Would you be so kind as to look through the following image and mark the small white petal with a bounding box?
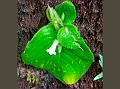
[46,39,59,55]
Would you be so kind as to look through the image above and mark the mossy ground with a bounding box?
[17,0,103,89]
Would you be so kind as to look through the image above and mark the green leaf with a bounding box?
[76,38,94,62]
[46,7,51,22]
[94,54,103,81]
[46,6,63,30]
[21,23,94,84]
[99,54,103,68]
[53,48,93,84]
[94,72,103,81]
[21,23,57,67]
[57,24,82,49]
[55,1,76,25]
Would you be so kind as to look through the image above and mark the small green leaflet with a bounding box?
[46,6,63,30]
[94,72,103,81]
[55,1,76,25]
[94,54,103,81]
[57,24,82,49]
[21,1,94,84]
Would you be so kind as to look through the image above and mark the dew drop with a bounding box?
[35,60,38,63]
[79,60,81,64]
[72,61,74,64]
[58,68,60,71]
[40,64,44,68]
[54,64,56,67]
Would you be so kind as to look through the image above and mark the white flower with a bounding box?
[46,39,59,55]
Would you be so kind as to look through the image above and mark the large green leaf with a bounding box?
[55,1,76,25]
[21,24,57,67]
[21,23,94,84]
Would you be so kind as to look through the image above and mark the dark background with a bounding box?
[17,0,103,89]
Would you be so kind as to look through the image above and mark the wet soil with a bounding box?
[17,0,103,89]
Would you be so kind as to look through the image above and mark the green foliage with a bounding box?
[46,6,63,30]
[94,54,103,81]
[57,24,81,49]
[21,1,94,84]
[55,1,76,25]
